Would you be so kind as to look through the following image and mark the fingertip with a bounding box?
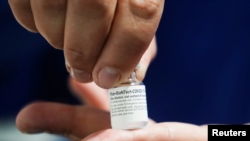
[24,27,38,33]
[129,0,161,19]
[16,107,27,133]
[66,64,93,83]
[70,68,92,83]
[16,102,45,134]
[8,0,38,33]
[96,67,121,89]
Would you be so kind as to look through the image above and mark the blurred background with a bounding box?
[1,0,250,140]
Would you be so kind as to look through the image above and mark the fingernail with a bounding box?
[98,67,120,89]
[70,68,92,82]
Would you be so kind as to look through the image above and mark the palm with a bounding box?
[16,78,207,141]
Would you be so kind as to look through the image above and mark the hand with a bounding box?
[8,0,164,88]
[16,78,208,141]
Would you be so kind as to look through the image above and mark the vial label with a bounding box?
[108,85,148,129]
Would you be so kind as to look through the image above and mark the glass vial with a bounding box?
[108,69,148,130]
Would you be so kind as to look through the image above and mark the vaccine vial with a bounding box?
[108,68,148,130]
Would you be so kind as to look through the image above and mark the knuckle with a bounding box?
[66,47,87,62]
[129,0,161,19]
[65,47,91,69]
[70,0,113,18]
[38,0,66,11]
[126,28,151,50]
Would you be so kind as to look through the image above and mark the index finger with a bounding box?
[16,102,111,140]
[93,0,164,89]
[69,78,109,111]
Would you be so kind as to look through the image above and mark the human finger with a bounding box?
[30,0,67,49]
[136,36,157,81]
[83,122,207,141]
[69,77,157,125]
[8,0,37,32]
[69,78,109,111]
[64,0,117,83]
[16,102,111,140]
[69,36,157,106]
[92,0,164,89]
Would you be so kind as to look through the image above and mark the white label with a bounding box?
[108,85,148,128]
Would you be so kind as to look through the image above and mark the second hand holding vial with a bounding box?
[108,66,148,130]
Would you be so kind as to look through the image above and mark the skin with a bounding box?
[8,0,164,89]
[16,78,209,141]
[8,1,218,140]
